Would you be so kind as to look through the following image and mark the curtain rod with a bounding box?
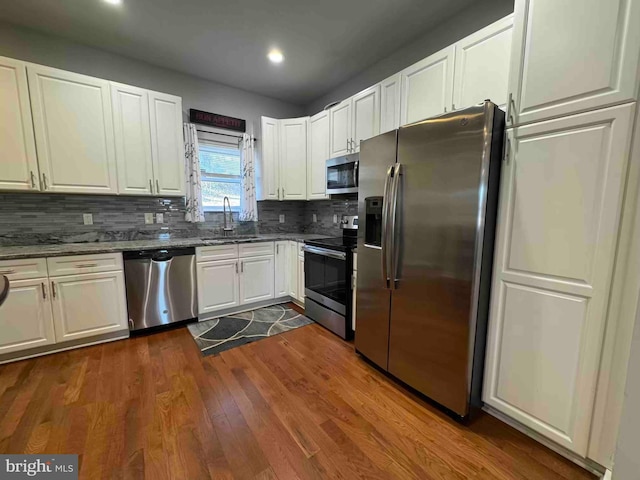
[196,128,258,142]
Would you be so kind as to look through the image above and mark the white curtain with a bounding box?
[183,123,205,223]
[239,133,258,221]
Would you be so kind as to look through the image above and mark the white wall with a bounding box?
[0,21,304,137]
[306,0,514,114]
[613,298,640,479]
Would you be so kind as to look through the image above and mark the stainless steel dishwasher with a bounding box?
[123,248,198,331]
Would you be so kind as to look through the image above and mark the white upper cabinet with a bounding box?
[380,73,401,134]
[352,85,381,152]
[329,99,353,157]
[400,45,455,125]
[149,91,185,196]
[259,116,280,200]
[307,110,329,200]
[27,64,118,194]
[453,15,514,110]
[507,0,640,126]
[111,82,154,196]
[483,104,635,455]
[0,56,39,192]
[279,117,308,200]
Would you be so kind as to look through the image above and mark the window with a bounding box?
[199,142,242,211]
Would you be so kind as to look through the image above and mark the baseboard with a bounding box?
[482,405,605,477]
[0,330,129,365]
[197,296,296,322]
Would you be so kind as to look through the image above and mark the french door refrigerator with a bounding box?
[355,101,505,418]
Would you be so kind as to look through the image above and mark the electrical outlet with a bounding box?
[333,214,338,224]
[156,213,164,224]
[83,213,93,225]
[144,213,154,225]
[312,214,317,223]
[279,214,285,223]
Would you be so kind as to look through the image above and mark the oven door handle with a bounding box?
[303,245,347,261]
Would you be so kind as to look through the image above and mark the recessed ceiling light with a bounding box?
[268,49,284,64]
[103,0,122,5]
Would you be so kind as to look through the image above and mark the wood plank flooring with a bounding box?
[0,311,596,479]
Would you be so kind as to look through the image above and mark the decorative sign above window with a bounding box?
[189,109,246,133]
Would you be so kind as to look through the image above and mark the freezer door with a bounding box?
[354,130,397,370]
[388,104,497,416]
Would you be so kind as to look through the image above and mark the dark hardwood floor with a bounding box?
[0,308,596,479]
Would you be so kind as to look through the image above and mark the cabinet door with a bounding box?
[380,73,401,134]
[197,259,239,314]
[329,99,353,157]
[279,117,308,200]
[289,241,298,299]
[483,104,635,455]
[111,82,154,195]
[259,116,280,200]
[149,91,185,196]
[51,271,128,342]
[453,14,513,110]
[297,254,305,304]
[0,278,55,355]
[400,46,455,125]
[239,255,275,304]
[307,111,329,200]
[275,241,289,297]
[352,85,381,152]
[0,56,39,192]
[27,65,118,194]
[507,0,640,126]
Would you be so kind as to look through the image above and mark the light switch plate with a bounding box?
[144,213,154,224]
[83,213,93,225]
[156,213,164,224]
[312,214,317,223]
[333,214,338,224]
[279,214,285,223]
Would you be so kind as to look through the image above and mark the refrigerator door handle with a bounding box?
[381,165,394,288]
[389,163,402,289]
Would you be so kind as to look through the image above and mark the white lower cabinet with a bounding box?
[240,255,275,304]
[483,104,635,455]
[197,259,240,314]
[275,241,289,297]
[288,241,299,299]
[50,271,128,342]
[0,278,55,355]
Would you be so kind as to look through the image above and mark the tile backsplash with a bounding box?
[0,193,357,245]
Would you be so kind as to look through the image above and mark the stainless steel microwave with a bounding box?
[326,153,359,194]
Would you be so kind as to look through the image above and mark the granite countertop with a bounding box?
[0,233,332,260]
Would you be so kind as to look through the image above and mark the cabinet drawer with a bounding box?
[47,253,123,276]
[239,242,274,258]
[0,258,48,280]
[196,244,238,262]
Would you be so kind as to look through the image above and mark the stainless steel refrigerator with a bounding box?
[355,101,504,418]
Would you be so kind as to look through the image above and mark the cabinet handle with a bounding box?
[41,282,47,299]
[75,263,98,268]
[0,269,15,275]
[276,244,279,255]
[235,262,238,274]
[149,179,153,193]
[282,188,285,198]
[452,103,456,110]
[507,93,516,125]
[51,281,56,298]
[30,171,37,189]
[42,173,48,190]
[241,261,244,273]
[504,137,511,164]
[277,187,280,200]
[444,107,448,113]
[156,179,160,194]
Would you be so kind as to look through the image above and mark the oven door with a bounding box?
[326,155,359,194]
[303,245,347,315]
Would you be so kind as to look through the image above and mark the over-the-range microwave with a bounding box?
[326,153,358,194]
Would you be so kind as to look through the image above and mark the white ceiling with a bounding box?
[0,0,475,105]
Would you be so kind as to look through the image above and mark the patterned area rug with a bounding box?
[187,304,314,356]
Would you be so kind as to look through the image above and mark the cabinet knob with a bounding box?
[149,179,153,193]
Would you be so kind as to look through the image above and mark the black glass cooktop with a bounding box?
[305,236,357,252]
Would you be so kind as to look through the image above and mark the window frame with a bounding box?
[198,140,242,213]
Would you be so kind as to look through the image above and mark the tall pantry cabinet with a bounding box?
[483,0,640,467]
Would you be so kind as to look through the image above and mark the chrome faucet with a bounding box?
[222,196,234,236]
